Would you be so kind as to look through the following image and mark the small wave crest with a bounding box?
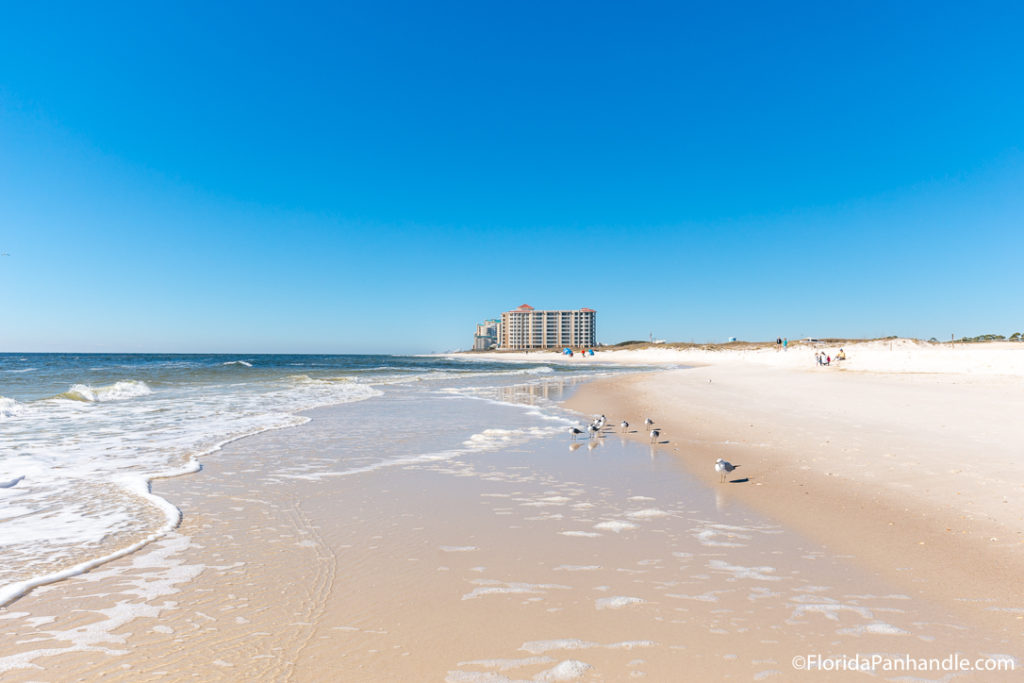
[508,366,555,376]
[58,380,153,402]
[288,374,352,384]
[222,360,253,367]
[0,396,25,419]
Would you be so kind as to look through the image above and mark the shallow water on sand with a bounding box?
[0,353,609,607]
[0,374,1019,680]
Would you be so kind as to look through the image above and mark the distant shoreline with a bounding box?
[449,337,1024,376]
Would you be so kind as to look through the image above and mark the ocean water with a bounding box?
[0,353,617,606]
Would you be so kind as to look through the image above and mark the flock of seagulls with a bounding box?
[569,414,741,483]
[571,413,660,443]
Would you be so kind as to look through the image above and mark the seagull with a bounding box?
[644,418,654,430]
[715,458,737,483]
[570,427,584,441]
[620,420,629,432]
[649,428,660,443]
[588,424,601,439]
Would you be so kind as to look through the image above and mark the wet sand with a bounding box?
[1,379,1020,681]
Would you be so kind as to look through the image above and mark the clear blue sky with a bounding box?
[2,1,1022,353]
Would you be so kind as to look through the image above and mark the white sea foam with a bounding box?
[594,520,638,533]
[595,596,646,610]
[512,366,555,375]
[222,360,253,367]
[625,508,670,519]
[707,559,782,582]
[0,533,202,673]
[463,427,564,451]
[520,640,599,655]
[534,660,592,681]
[837,621,910,636]
[606,641,657,650]
[0,396,24,419]
[554,565,601,572]
[462,579,570,600]
[691,523,754,547]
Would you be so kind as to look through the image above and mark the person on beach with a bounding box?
[815,352,822,366]
[783,338,788,350]
[776,337,782,351]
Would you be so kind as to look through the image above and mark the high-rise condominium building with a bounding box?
[499,305,596,350]
[473,319,500,350]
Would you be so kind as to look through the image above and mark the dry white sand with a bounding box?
[460,338,1024,376]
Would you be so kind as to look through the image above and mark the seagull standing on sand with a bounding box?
[649,429,660,443]
[570,427,584,441]
[588,424,601,439]
[644,418,654,430]
[620,420,629,433]
[715,458,736,483]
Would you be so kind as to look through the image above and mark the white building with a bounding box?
[499,305,596,350]
[473,319,500,350]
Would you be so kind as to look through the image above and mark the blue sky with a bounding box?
[2,1,1022,353]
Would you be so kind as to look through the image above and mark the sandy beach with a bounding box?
[7,1,1023,680]
[558,342,1024,626]
[1,342,1021,681]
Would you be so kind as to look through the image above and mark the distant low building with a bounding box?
[499,304,596,350]
[473,319,500,350]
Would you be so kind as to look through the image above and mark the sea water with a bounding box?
[0,353,617,606]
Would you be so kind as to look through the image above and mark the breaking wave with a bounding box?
[0,396,23,419]
[58,380,153,402]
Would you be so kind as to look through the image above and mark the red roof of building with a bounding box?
[580,308,595,312]
[516,304,534,310]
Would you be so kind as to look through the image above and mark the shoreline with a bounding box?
[561,362,1024,637]
[2,354,1022,679]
